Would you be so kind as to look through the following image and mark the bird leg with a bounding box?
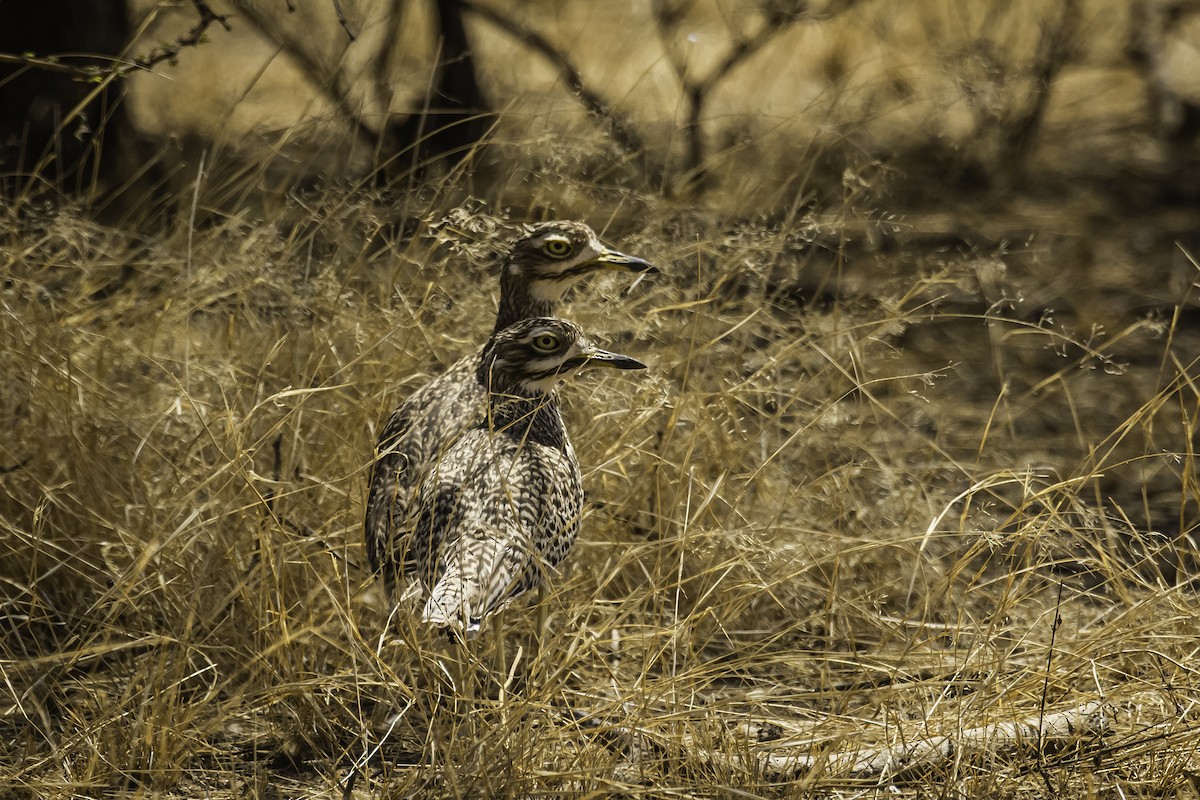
[491,611,507,698]
[539,582,550,635]
[444,635,476,728]
[532,582,549,690]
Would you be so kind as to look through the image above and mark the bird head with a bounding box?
[503,221,656,303]
[481,317,647,395]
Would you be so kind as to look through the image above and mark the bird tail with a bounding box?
[421,538,523,636]
[421,568,482,638]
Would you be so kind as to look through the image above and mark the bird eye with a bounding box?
[531,332,561,353]
[543,237,573,258]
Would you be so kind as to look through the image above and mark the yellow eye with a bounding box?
[531,333,561,353]
[543,238,573,258]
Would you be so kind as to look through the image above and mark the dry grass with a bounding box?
[3,154,1200,799]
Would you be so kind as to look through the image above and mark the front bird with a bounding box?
[365,222,654,597]
[404,317,646,636]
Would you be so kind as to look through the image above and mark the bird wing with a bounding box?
[363,353,484,594]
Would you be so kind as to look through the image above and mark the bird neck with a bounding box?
[494,269,556,334]
[477,368,566,449]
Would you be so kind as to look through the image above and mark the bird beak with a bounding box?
[568,346,647,372]
[590,246,657,274]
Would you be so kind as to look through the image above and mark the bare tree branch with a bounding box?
[0,0,229,80]
[457,0,645,155]
[330,0,359,41]
[594,700,1110,782]
[734,701,1109,780]
[132,0,231,71]
[231,0,382,152]
[997,0,1079,178]
[650,0,864,192]
[232,0,494,179]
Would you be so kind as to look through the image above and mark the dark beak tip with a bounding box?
[600,250,657,274]
[585,351,648,371]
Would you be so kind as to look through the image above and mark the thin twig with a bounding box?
[458,0,645,155]
[330,0,359,41]
[651,0,862,189]
[1037,581,1067,794]
[231,0,381,151]
[0,455,33,474]
[131,0,232,72]
[0,0,230,81]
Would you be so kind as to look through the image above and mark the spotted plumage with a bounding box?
[365,222,654,599]
[404,318,646,635]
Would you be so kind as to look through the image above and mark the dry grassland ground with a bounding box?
[2,175,1200,797]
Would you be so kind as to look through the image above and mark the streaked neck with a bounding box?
[476,361,566,449]
[494,270,556,333]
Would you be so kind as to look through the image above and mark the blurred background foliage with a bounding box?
[4,0,1200,210]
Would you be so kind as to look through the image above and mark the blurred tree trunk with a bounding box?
[0,0,139,203]
[233,0,492,185]
[1129,0,1200,201]
[996,0,1078,190]
[383,0,492,182]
